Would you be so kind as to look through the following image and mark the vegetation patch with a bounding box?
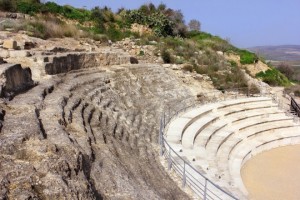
[161,49,172,64]
[0,0,281,93]
[256,68,291,86]
[237,50,258,65]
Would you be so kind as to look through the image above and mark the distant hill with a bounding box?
[248,45,300,61]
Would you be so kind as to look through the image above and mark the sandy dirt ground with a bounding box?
[241,144,300,200]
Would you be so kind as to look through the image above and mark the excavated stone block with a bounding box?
[44,52,131,75]
[3,40,17,50]
[0,63,34,98]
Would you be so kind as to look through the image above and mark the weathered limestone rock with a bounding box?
[35,56,49,64]
[44,52,131,75]
[0,63,34,98]
[0,58,6,64]
[9,50,31,58]
[0,49,9,58]
[217,51,224,56]
[131,23,152,36]
[3,40,17,50]
[0,63,193,199]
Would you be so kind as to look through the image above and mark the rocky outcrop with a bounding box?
[0,63,193,199]
[44,51,131,75]
[131,23,152,36]
[224,53,270,76]
[242,69,270,94]
[0,63,34,98]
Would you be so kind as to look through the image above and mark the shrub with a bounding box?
[43,2,62,13]
[125,10,175,37]
[0,0,17,11]
[187,31,232,52]
[161,49,172,63]
[284,85,300,97]
[61,5,90,22]
[237,50,258,64]
[277,62,294,80]
[90,7,106,31]
[106,25,132,42]
[91,34,108,42]
[256,68,291,86]
[194,65,208,74]
[182,64,194,72]
[294,90,300,97]
[26,21,46,38]
[139,50,145,56]
[229,60,238,68]
[17,1,41,15]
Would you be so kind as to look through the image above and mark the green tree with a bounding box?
[91,7,106,32]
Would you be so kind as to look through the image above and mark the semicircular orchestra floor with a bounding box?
[241,144,300,200]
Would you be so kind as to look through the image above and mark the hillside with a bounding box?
[248,45,300,61]
[0,1,295,199]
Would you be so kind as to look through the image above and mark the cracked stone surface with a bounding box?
[0,62,199,199]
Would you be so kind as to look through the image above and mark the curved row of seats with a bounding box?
[165,96,300,199]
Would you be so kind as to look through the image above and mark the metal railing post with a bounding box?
[160,136,164,156]
[159,118,162,144]
[204,178,207,200]
[168,146,172,170]
[182,161,186,188]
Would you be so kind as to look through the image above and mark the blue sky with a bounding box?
[49,0,300,48]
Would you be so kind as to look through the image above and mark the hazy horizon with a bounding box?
[48,0,300,48]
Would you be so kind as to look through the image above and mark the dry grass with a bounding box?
[26,15,81,39]
[0,14,86,39]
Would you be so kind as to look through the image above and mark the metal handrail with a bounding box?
[159,88,280,200]
[291,97,300,117]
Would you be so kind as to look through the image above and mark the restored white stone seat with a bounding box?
[164,95,300,199]
[182,98,276,150]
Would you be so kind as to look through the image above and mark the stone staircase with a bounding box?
[165,97,300,199]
